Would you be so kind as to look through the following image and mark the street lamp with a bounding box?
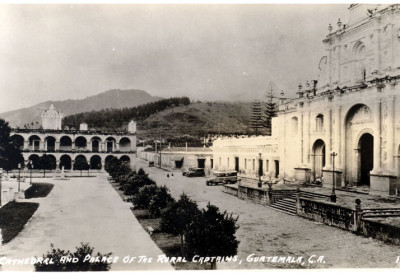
[18,163,21,192]
[330,152,337,202]
[258,153,262,188]
[0,168,3,206]
[29,160,33,184]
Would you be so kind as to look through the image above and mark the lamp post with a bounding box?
[258,153,262,188]
[330,152,337,202]
[0,168,3,206]
[310,154,316,182]
[18,163,21,192]
[29,160,33,184]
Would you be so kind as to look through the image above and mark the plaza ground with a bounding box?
[0,173,172,271]
[138,159,400,269]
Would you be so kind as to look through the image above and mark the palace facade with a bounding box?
[213,4,400,195]
[10,104,136,171]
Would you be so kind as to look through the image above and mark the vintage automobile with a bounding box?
[148,161,155,167]
[206,171,238,185]
[183,168,205,177]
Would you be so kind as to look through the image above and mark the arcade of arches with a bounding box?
[10,130,136,171]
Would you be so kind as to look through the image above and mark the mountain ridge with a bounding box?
[0,89,163,127]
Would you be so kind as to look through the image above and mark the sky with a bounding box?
[0,4,351,113]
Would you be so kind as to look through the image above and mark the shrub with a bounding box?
[184,203,239,269]
[160,193,201,253]
[148,186,175,218]
[124,175,156,196]
[133,185,158,209]
[34,243,112,271]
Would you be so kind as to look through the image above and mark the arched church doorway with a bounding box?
[344,104,374,185]
[358,133,373,185]
[312,139,325,180]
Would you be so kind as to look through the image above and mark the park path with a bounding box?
[138,159,400,269]
[0,174,172,271]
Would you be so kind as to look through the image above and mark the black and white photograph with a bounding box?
[1,1,400,275]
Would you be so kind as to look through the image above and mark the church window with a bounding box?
[316,114,324,132]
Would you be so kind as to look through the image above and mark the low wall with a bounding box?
[297,198,356,231]
[360,218,400,246]
[222,185,238,196]
[237,185,270,206]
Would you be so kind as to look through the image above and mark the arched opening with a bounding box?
[10,134,24,150]
[291,117,298,135]
[358,133,374,186]
[106,137,116,152]
[105,155,116,165]
[120,155,130,164]
[344,104,373,185]
[353,41,367,82]
[316,114,324,132]
[91,137,101,152]
[119,137,131,152]
[45,136,56,152]
[38,154,57,170]
[312,139,325,180]
[90,155,102,170]
[75,136,87,150]
[60,136,72,151]
[60,154,72,170]
[28,135,41,151]
[28,154,40,169]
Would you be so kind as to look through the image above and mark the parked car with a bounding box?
[183,168,205,177]
[206,171,238,185]
[148,161,155,167]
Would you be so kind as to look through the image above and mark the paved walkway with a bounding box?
[0,174,172,271]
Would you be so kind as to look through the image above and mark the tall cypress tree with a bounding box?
[263,83,277,135]
[250,100,263,136]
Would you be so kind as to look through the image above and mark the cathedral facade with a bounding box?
[213,4,400,196]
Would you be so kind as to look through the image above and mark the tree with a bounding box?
[38,155,56,177]
[34,243,112,271]
[250,100,263,136]
[0,119,24,172]
[263,82,278,135]
[160,193,201,254]
[133,184,158,210]
[73,157,89,176]
[148,186,175,218]
[184,203,239,270]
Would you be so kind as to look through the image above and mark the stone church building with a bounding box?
[213,4,400,196]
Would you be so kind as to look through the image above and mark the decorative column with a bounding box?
[373,100,382,173]
[300,112,304,165]
[373,28,381,74]
[386,96,395,173]
[23,140,29,150]
[334,105,342,168]
[325,106,332,168]
[55,141,60,151]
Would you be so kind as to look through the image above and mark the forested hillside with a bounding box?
[62,97,190,131]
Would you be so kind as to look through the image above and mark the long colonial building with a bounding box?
[10,104,136,170]
[213,4,400,196]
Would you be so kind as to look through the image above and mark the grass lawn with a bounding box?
[25,183,54,199]
[0,201,39,243]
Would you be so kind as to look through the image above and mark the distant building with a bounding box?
[41,104,62,130]
[11,104,136,171]
[140,146,213,171]
[212,4,400,196]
